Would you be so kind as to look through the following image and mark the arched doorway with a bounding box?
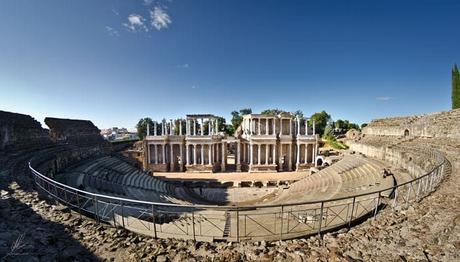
[404,129,410,137]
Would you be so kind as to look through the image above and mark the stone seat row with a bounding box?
[62,156,188,205]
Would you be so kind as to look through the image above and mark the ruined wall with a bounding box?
[45,117,109,147]
[362,109,460,139]
[0,110,52,152]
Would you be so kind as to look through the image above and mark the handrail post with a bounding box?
[416,179,422,202]
[318,202,324,238]
[76,191,82,219]
[192,209,196,241]
[94,195,99,224]
[236,207,240,242]
[406,183,412,206]
[373,192,381,219]
[120,201,125,228]
[348,197,356,229]
[280,205,284,240]
[392,187,398,210]
[152,204,157,238]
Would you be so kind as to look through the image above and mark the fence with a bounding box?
[29,150,448,242]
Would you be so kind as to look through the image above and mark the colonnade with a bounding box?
[185,118,219,136]
[185,142,223,166]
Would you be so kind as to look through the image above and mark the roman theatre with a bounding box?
[1,109,458,246]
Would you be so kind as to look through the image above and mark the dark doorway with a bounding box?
[404,129,410,137]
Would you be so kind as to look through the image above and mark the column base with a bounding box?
[236,164,241,172]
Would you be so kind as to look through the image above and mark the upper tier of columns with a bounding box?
[243,116,316,136]
[186,118,219,136]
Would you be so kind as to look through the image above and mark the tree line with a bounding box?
[136,109,364,139]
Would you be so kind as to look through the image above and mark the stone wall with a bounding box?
[0,110,52,152]
[44,117,109,147]
[362,109,460,139]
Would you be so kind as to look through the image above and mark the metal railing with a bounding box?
[29,150,448,242]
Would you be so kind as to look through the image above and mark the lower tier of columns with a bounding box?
[145,141,318,173]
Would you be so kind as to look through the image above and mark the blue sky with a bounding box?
[0,0,459,129]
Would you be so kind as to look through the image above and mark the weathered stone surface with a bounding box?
[1,109,459,261]
[0,110,52,152]
[44,117,108,147]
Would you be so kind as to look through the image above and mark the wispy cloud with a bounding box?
[177,63,190,69]
[150,6,172,30]
[111,8,119,16]
[376,96,393,101]
[123,14,148,32]
[143,0,154,5]
[191,85,197,89]
[105,26,120,37]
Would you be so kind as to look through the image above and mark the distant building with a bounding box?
[101,127,138,141]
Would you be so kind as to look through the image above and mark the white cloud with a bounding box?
[123,14,148,32]
[150,6,171,30]
[105,26,120,37]
[177,63,190,69]
[143,0,154,5]
[376,96,392,101]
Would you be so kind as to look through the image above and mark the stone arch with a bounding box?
[404,129,410,137]
[316,156,325,167]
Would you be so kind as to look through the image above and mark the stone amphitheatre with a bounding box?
[0,109,459,261]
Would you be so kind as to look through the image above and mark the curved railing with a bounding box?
[29,150,448,242]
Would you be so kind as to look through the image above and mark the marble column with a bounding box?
[201,144,204,165]
[258,118,261,135]
[154,122,157,136]
[200,119,204,136]
[162,144,166,164]
[208,144,212,165]
[237,142,241,165]
[311,144,315,164]
[280,119,283,136]
[313,143,318,166]
[154,145,158,164]
[193,144,197,165]
[305,120,308,135]
[221,142,226,171]
[170,144,174,170]
[272,119,275,135]
[265,119,268,135]
[304,144,308,164]
[265,144,269,164]
[313,121,316,135]
[257,144,261,165]
[147,143,151,164]
[179,120,182,136]
[180,144,184,171]
[193,119,196,136]
[297,118,300,135]
[250,144,254,165]
[288,143,292,170]
[296,143,300,168]
[289,119,292,135]
[272,144,276,164]
[242,143,246,164]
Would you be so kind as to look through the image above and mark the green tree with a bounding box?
[261,108,286,116]
[453,64,460,109]
[136,117,154,140]
[334,119,346,129]
[361,123,368,129]
[309,110,331,136]
[230,108,252,132]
